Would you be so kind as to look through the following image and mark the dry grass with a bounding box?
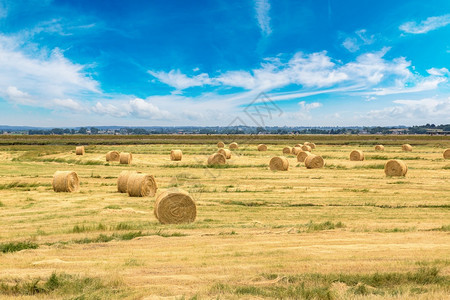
[0,139,449,299]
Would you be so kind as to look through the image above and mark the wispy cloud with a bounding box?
[254,0,272,36]
[399,14,450,34]
[367,97,450,124]
[0,1,7,19]
[148,69,212,90]
[342,29,375,52]
[149,47,416,92]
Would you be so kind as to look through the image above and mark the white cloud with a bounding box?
[92,102,128,118]
[150,48,423,94]
[289,101,322,120]
[0,34,99,109]
[53,98,85,112]
[298,101,322,111]
[342,29,375,52]
[367,77,446,96]
[254,0,272,36]
[399,14,450,34]
[5,86,32,104]
[367,97,450,122]
[148,69,212,90]
[342,37,359,52]
[128,98,171,119]
[427,67,449,76]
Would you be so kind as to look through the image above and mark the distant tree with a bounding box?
[133,128,148,135]
[78,127,87,134]
[90,127,99,134]
[51,128,64,135]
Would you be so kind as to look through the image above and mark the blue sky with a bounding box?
[0,0,449,127]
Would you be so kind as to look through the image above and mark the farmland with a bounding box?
[0,135,449,299]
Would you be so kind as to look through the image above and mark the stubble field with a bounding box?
[0,135,449,299]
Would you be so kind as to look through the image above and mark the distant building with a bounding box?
[389,128,408,135]
[426,129,449,135]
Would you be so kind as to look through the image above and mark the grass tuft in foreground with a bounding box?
[0,241,38,253]
[0,272,127,298]
[210,267,448,298]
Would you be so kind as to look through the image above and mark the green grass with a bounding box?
[220,200,268,207]
[0,201,4,207]
[161,163,268,169]
[104,205,121,209]
[210,267,448,298]
[342,188,370,193]
[0,241,39,253]
[0,181,50,190]
[304,220,345,232]
[429,225,450,232]
[324,164,348,170]
[0,272,126,298]
[71,223,106,233]
[352,163,385,169]
[72,230,187,244]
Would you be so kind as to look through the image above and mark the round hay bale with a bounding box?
[52,171,79,192]
[304,155,324,169]
[444,149,450,159]
[217,141,225,148]
[350,150,365,161]
[75,146,85,155]
[292,147,302,155]
[120,152,132,164]
[297,151,311,162]
[127,173,157,197]
[117,170,137,193]
[306,142,316,149]
[282,147,292,154]
[218,148,232,159]
[208,153,226,165]
[303,142,310,146]
[106,151,120,162]
[257,144,267,151]
[402,144,412,152]
[301,145,312,152]
[384,159,408,177]
[229,142,238,149]
[269,156,289,171]
[154,189,196,224]
[375,145,385,151]
[170,150,183,161]
[294,144,302,148]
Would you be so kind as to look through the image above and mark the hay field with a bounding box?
[0,136,449,299]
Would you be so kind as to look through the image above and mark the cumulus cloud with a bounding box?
[128,98,171,119]
[92,102,128,118]
[400,14,450,34]
[427,67,449,76]
[254,0,272,36]
[0,34,99,110]
[53,98,85,112]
